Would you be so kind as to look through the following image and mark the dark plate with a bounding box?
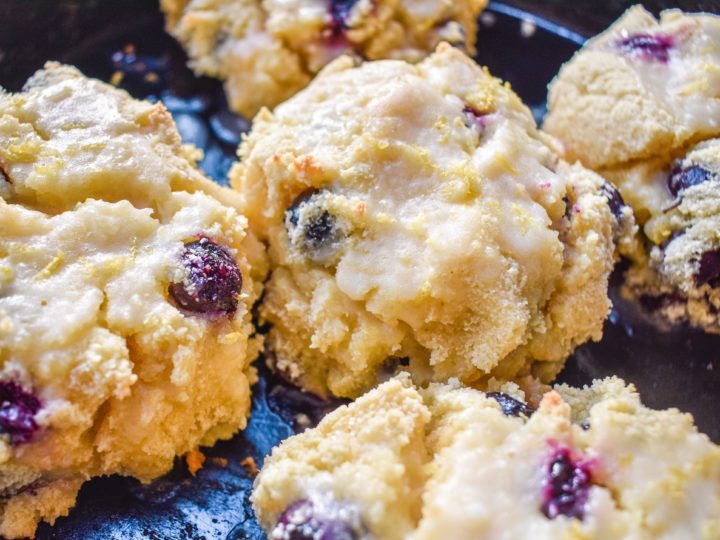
[0,2,717,539]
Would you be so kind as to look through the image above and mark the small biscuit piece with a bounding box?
[607,139,720,331]
[0,63,266,538]
[545,6,720,170]
[161,0,487,117]
[252,375,720,540]
[232,44,629,398]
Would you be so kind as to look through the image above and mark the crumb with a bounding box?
[210,457,229,468]
[110,71,124,86]
[241,456,259,476]
[186,449,206,476]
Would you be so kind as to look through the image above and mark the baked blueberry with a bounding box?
[638,292,686,313]
[329,0,359,36]
[486,392,534,418]
[600,182,626,221]
[617,33,674,63]
[272,499,365,540]
[668,165,712,197]
[541,446,594,520]
[462,105,490,133]
[695,248,720,286]
[169,237,242,317]
[284,190,348,263]
[0,382,40,445]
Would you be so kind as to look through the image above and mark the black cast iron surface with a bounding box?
[0,2,717,539]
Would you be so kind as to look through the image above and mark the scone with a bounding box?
[252,374,720,540]
[231,43,631,399]
[544,6,720,332]
[0,63,266,539]
[160,0,487,118]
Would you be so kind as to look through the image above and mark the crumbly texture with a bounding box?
[252,374,720,540]
[607,139,720,331]
[544,6,720,332]
[544,5,720,170]
[160,0,487,118]
[232,44,627,398]
[0,63,267,539]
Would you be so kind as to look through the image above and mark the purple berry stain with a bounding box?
[462,105,491,133]
[487,392,535,418]
[328,0,359,37]
[668,165,712,197]
[541,445,595,520]
[272,498,365,540]
[618,32,674,63]
[0,381,41,445]
[169,236,242,318]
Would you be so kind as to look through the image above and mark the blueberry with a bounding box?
[272,499,365,540]
[462,105,489,132]
[0,381,41,445]
[541,446,593,520]
[328,0,359,37]
[695,248,720,286]
[285,189,346,261]
[169,237,242,318]
[286,189,319,228]
[638,292,686,313]
[303,212,336,248]
[668,165,712,197]
[617,33,674,63]
[486,392,535,418]
[600,182,626,222]
[563,194,573,221]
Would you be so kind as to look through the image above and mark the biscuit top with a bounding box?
[545,6,720,169]
[235,44,620,396]
[591,7,720,138]
[0,62,240,216]
[259,46,563,307]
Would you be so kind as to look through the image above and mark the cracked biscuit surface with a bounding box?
[0,63,266,538]
[253,374,720,540]
[232,44,629,398]
[544,7,720,332]
[160,0,487,117]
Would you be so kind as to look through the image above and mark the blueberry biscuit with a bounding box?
[231,44,632,398]
[160,0,487,118]
[252,374,720,539]
[0,63,266,538]
[544,7,720,332]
